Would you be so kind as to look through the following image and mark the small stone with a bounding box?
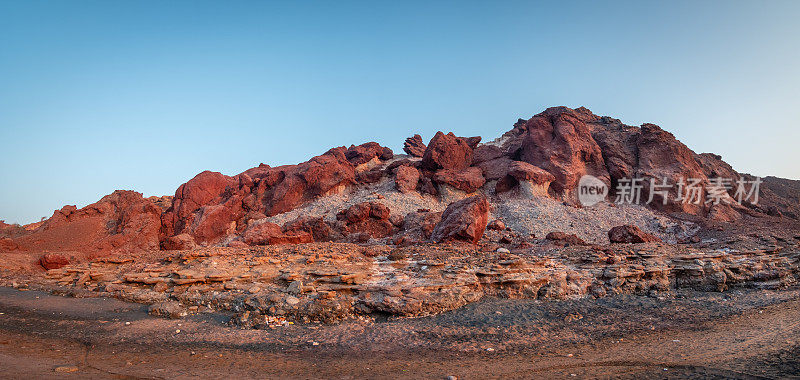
[153,282,169,293]
[285,296,300,306]
[54,366,79,373]
[148,301,188,319]
[287,281,303,295]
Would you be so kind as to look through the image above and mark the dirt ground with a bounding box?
[1,286,799,379]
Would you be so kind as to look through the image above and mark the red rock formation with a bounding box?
[161,171,235,238]
[400,210,442,241]
[160,233,196,251]
[161,142,395,245]
[395,165,420,193]
[336,202,394,239]
[403,134,426,157]
[283,216,338,242]
[14,190,161,254]
[38,253,70,270]
[432,167,485,193]
[515,107,609,194]
[422,132,474,171]
[243,221,313,245]
[608,225,661,244]
[430,195,489,244]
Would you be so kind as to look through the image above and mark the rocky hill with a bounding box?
[1,106,798,266]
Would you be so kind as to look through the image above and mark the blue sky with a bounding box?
[1,0,799,224]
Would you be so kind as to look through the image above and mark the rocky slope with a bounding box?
[5,106,796,259]
[1,106,799,324]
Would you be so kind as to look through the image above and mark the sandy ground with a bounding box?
[1,285,799,379]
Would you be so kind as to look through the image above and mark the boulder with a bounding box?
[160,233,196,251]
[545,231,587,246]
[461,136,482,149]
[395,165,420,193]
[476,157,514,181]
[401,210,443,240]
[430,195,489,244]
[345,142,393,170]
[243,222,313,245]
[283,217,337,242]
[508,161,555,184]
[422,131,474,171]
[39,253,70,270]
[356,167,385,184]
[472,145,505,165]
[487,220,506,231]
[336,202,395,238]
[403,134,427,157]
[162,171,235,237]
[432,167,485,193]
[608,225,661,244]
[148,301,188,319]
[190,199,244,245]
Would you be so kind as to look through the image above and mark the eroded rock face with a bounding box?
[432,167,485,193]
[161,171,235,238]
[283,216,338,242]
[403,134,426,157]
[400,210,443,242]
[243,221,313,245]
[14,190,161,254]
[161,234,196,251]
[515,107,609,194]
[430,195,489,244]
[395,165,420,193]
[336,202,395,239]
[608,225,661,244]
[161,142,395,245]
[39,253,70,270]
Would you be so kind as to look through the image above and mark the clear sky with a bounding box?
[1,0,799,224]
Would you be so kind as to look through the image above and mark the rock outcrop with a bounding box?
[243,221,313,246]
[13,190,161,254]
[608,225,662,244]
[403,134,426,157]
[161,142,395,246]
[336,202,395,239]
[38,253,70,270]
[394,165,420,193]
[430,195,489,244]
[422,131,474,171]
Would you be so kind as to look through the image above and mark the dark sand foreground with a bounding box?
[1,286,799,379]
